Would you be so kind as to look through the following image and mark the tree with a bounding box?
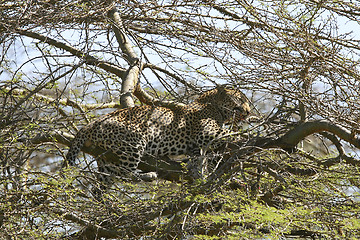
[1,0,360,239]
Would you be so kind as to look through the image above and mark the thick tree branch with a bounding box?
[107,7,141,108]
[119,63,141,108]
[277,120,360,149]
[107,8,139,64]
[107,7,187,109]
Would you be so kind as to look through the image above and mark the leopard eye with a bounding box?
[233,107,243,112]
[233,106,251,116]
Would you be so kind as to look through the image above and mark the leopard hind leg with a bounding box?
[94,136,151,185]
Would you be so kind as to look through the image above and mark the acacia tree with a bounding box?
[1,0,360,239]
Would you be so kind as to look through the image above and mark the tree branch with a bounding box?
[10,13,190,111]
[143,63,197,91]
[133,84,186,109]
[107,8,139,64]
[52,208,122,239]
[277,120,360,149]
[107,7,142,108]
[2,87,122,111]
[15,28,127,79]
[107,7,188,109]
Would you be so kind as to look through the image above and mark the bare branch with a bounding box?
[106,7,187,109]
[144,63,197,91]
[107,7,142,108]
[14,29,127,79]
[107,8,139,64]
[2,88,122,111]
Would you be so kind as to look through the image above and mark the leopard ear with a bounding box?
[215,84,226,92]
[215,84,232,95]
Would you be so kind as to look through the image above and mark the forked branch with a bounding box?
[107,7,188,109]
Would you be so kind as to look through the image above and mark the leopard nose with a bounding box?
[234,103,251,116]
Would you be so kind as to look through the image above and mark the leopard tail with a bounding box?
[63,131,87,168]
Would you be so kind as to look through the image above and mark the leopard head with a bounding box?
[196,85,251,123]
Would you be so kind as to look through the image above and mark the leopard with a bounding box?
[64,86,251,184]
